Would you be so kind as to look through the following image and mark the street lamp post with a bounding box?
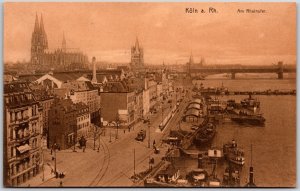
[133,148,136,176]
[51,143,59,177]
[161,101,164,126]
[148,121,150,148]
[116,114,119,140]
[42,149,44,181]
[73,125,76,152]
[93,125,96,150]
[98,130,101,152]
[109,128,112,143]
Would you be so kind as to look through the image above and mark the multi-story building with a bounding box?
[4,82,43,186]
[62,81,101,126]
[76,103,90,138]
[30,85,54,137]
[134,89,144,122]
[48,99,77,150]
[48,98,91,150]
[148,79,158,109]
[100,81,137,127]
[157,83,163,101]
[30,14,88,71]
[142,89,150,117]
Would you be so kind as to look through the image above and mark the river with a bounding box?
[174,78,296,187]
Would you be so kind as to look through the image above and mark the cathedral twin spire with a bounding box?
[32,13,48,50]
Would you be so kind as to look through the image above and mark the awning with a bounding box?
[17,144,31,154]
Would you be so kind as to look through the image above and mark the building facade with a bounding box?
[48,99,77,150]
[63,81,101,126]
[4,82,43,186]
[148,79,158,109]
[76,103,90,139]
[100,91,136,127]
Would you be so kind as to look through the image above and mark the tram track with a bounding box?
[89,138,110,186]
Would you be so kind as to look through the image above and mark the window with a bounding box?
[11,147,14,158]
[32,105,37,116]
[10,128,13,139]
[10,112,14,122]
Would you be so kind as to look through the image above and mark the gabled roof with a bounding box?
[185,108,200,117]
[4,82,31,94]
[103,81,128,93]
[18,74,44,82]
[187,103,201,110]
[62,81,96,91]
[190,98,202,104]
[52,73,84,82]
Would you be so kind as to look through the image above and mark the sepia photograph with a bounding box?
[3,2,296,188]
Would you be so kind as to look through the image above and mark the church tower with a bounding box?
[62,32,66,52]
[31,13,48,65]
[39,14,48,50]
[130,37,144,69]
[187,52,193,75]
[31,13,40,65]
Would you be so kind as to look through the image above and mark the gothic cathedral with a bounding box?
[30,14,88,72]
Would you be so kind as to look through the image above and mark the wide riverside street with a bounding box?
[20,89,191,187]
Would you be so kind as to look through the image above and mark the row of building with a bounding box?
[4,62,174,186]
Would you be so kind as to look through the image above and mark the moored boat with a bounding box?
[241,94,260,113]
[223,140,245,166]
[231,112,265,126]
[222,165,241,187]
[186,168,208,187]
[194,122,216,146]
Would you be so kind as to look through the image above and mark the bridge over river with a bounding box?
[189,62,296,79]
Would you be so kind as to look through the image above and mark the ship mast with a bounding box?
[245,144,256,187]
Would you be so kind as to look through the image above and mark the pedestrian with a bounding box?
[59,181,63,187]
[124,129,125,134]
[153,140,156,147]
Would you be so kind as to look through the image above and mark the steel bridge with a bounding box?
[188,62,296,79]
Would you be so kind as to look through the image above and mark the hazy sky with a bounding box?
[4,2,296,65]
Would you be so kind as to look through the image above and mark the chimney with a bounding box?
[91,57,97,84]
[198,154,203,168]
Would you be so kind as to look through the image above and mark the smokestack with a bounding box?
[198,154,203,168]
[91,57,97,84]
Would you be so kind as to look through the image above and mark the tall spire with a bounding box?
[189,51,194,64]
[62,32,66,52]
[40,13,45,33]
[135,36,139,50]
[39,13,48,49]
[34,13,39,33]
